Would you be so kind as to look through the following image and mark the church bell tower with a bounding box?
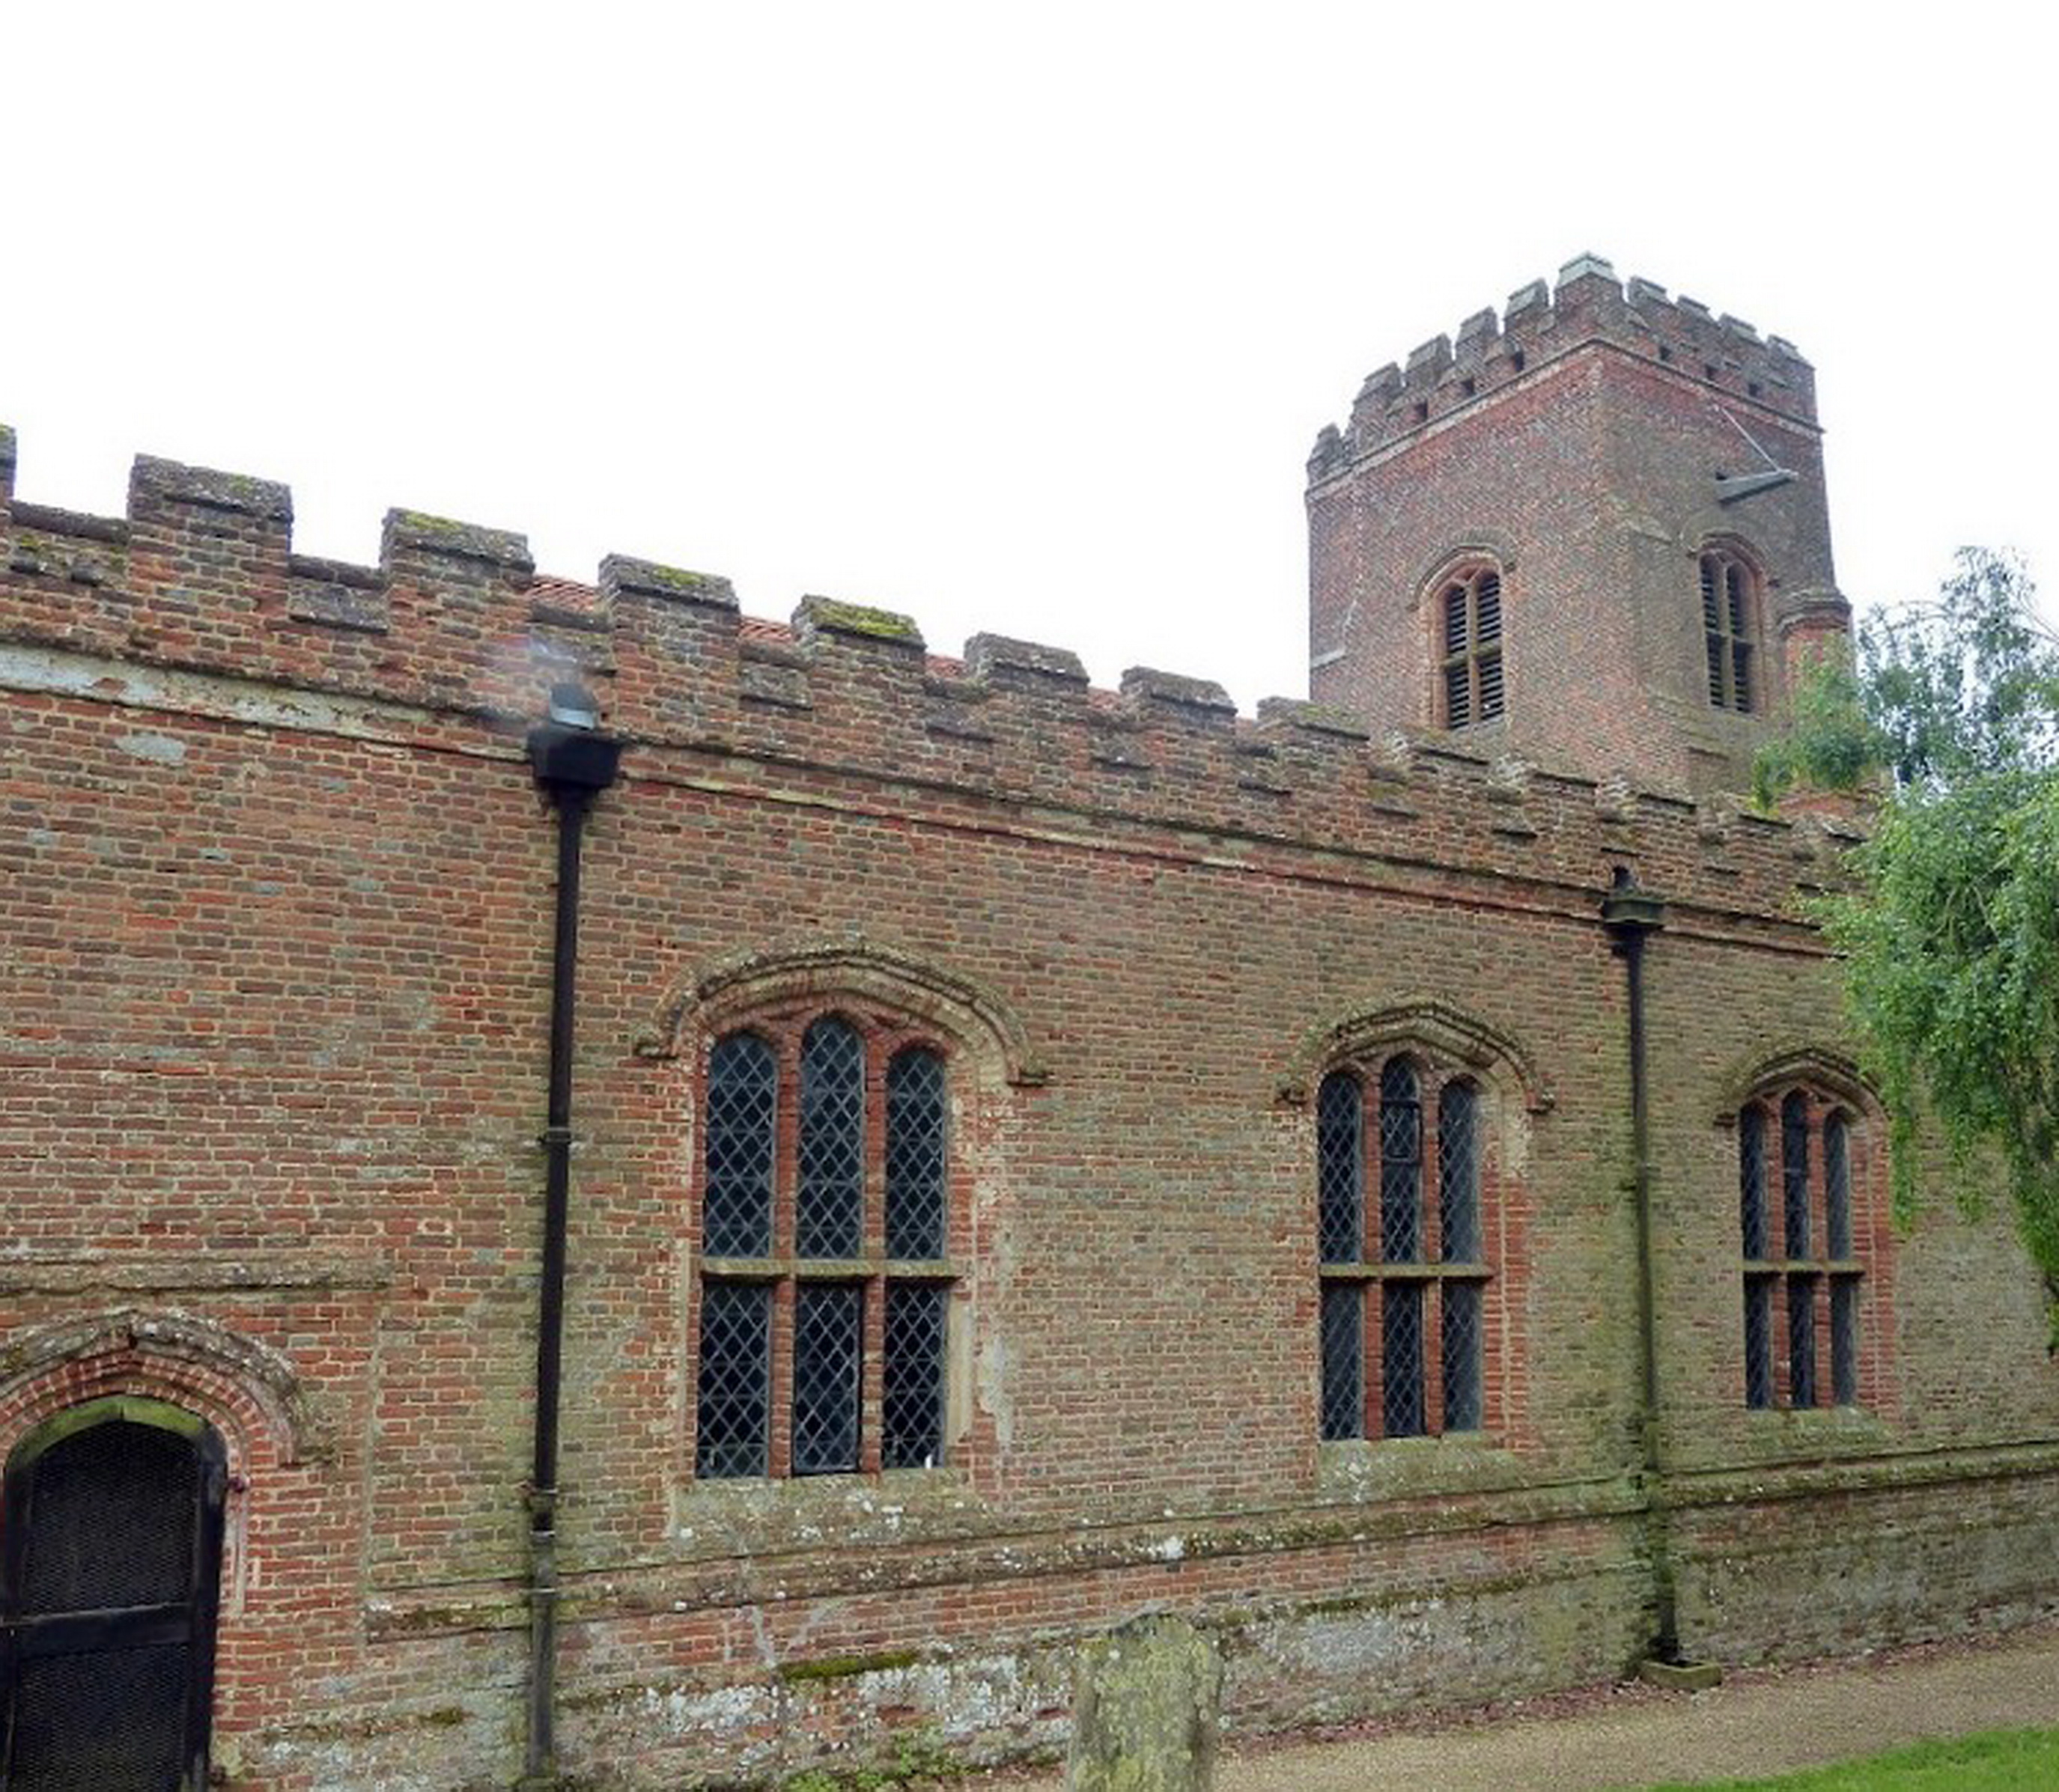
[1306,255,1851,796]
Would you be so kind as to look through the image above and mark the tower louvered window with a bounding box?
[1440,567,1506,729]
[1739,1087,1867,1411]
[1700,552,1757,713]
[1318,1058,1491,1441]
[696,1017,955,1479]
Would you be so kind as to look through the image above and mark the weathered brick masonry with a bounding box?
[1309,253,1842,794]
[3,257,2058,1790]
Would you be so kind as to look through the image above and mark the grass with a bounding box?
[1643,1725,2059,1789]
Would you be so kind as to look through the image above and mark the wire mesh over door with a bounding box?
[1,1400,227,1792]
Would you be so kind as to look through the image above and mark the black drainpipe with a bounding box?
[521,694,622,1788]
[1600,864,1679,1665]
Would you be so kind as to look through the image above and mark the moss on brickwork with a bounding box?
[807,597,922,640]
[636,561,723,594]
[779,1648,925,1683]
[392,509,472,537]
[770,1726,967,1788]
[222,472,276,508]
[267,1703,473,1742]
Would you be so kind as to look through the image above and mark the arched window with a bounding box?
[1439,565,1506,729]
[1700,550,1758,713]
[1739,1087,1867,1409]
[1319,1057,1491,1440]
[695,1015,955,1479]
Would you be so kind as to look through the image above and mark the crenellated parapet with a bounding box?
[4,448,560,724]
[1307,253,1818,485]
[0,431,1854,921]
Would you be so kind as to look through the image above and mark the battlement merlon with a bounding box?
[1307,255,1819,485]
[0,427,1864,906]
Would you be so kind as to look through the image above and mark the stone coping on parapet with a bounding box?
[1306,254,1819,489]
[1,434,1861,919]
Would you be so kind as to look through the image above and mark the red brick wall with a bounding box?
[1308,259,1846,796]
[1,395,2053,1789]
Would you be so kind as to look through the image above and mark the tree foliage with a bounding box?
[1756,551,2059,1307]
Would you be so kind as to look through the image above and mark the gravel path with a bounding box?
[1220,1624,2059,1791]
[973,1621,2059,1791]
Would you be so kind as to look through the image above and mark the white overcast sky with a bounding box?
[7,4,2052,710]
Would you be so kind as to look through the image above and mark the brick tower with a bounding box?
[1306,254,1852,795]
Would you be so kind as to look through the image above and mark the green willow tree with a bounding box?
[1756,549,2059,1312]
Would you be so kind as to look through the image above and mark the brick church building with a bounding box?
[4,255,2056,1789]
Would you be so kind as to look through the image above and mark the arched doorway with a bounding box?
[1,1397,227,1791]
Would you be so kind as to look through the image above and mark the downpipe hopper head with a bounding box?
[527,683,622,797]
[1602,864,1667,941]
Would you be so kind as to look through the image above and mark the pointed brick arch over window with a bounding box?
[1731,1065,1890,1412]
[639,934,1045,1088]
[670,939,1031,1485]
[1700,547,1761,713]
[1308,1008,1536,1446]
[1438,563,1506,730]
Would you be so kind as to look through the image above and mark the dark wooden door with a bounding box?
[1,1400,226,1791]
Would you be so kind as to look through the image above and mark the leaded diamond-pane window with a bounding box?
[1318,1052,1501,1445]
[1787,1274,1817,1409]
[1317,1072,1363,1266]
[1825,1111,1851,1260]
[1739,1087,1870,1412]
[705,1033,776,1257]
[792,1283,863,1475]
[1381,1282,1426,1439]
[696,1281,770,1478]
[1739,1103,1768,1261]
[696,1013,959,1479]
[798,1019,866,1258]
[1780,1091,1810,1259]
[1831,1276,1859,1407]
[1319,1283,1363,1442]
[1442,1279,1482,1432]
[1743,1275,1774,1409]
[886,1048,948,1261]
[883,1282,949,1468]
[1378,1060,1422,1263]
[1438,1082,1479,1263]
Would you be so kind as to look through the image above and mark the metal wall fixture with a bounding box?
[520,683,622,1790]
